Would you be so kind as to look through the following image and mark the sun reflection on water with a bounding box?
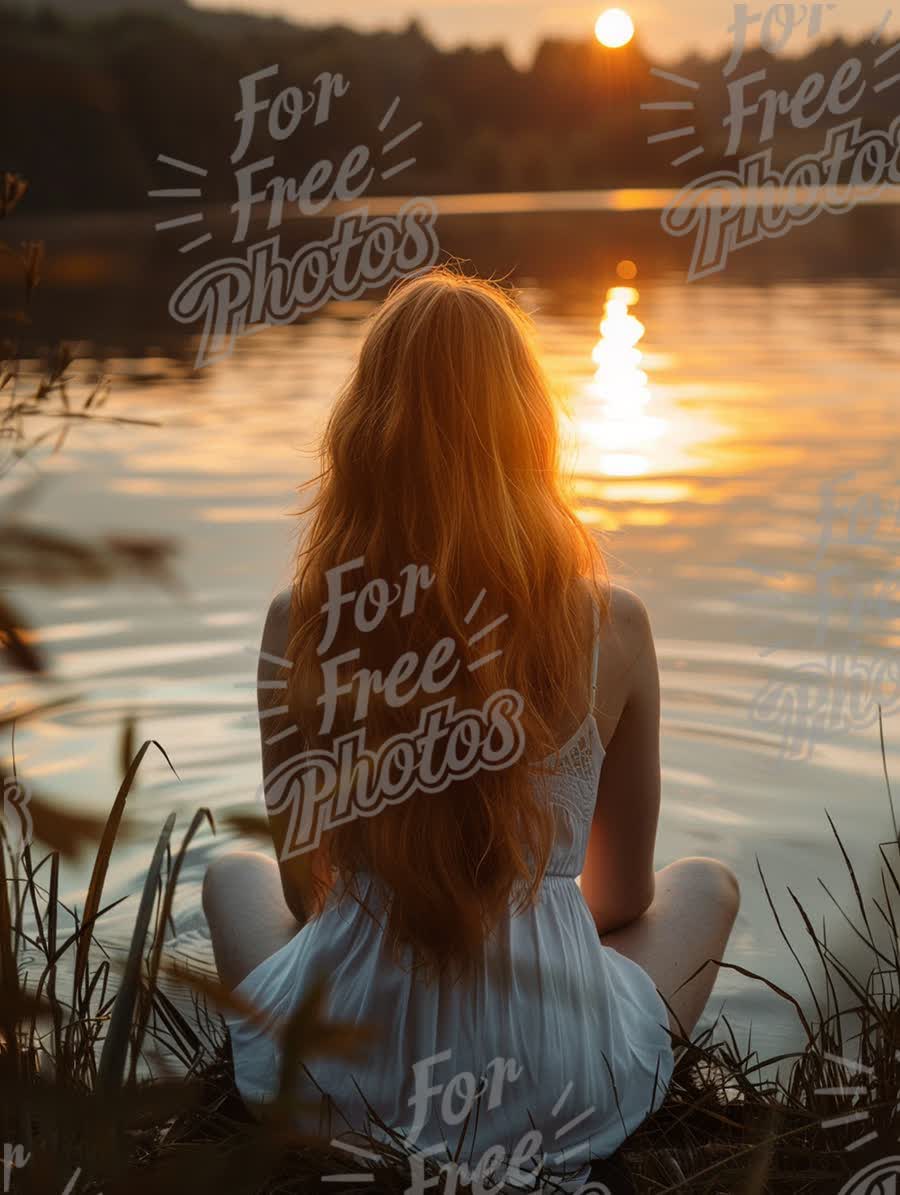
[565,272,732,514]
[581,283,665,478]
[585,283,664,475]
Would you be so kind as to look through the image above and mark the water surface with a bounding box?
[2,197,899,1065]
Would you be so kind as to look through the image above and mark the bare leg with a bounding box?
[601,856,740,1040]
[202,850,302,990]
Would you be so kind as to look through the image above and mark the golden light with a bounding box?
[594,8,635,48]
[578,283,661,478]
[564,275,732,489]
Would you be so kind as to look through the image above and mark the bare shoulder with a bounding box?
[260,587,293,661]
[598,584,655,677]
[607,584,652,636]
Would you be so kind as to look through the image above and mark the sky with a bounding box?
[192,0,899,66]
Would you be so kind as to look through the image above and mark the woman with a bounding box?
[203,269,739,1187]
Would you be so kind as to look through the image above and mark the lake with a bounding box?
[2,191,899,1066]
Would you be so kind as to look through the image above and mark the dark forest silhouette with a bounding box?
[2,1,899,213]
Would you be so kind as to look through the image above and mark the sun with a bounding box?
[595,8,635,48]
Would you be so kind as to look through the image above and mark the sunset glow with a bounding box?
[594,8,635,48]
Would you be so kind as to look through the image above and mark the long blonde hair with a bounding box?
[283,267,606,976]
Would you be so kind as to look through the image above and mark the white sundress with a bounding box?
[225,612,675,1190]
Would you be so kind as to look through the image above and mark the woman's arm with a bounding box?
[257,587,309,924]
[579,588,661,936]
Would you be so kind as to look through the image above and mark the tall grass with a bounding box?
[0,718,896,1194]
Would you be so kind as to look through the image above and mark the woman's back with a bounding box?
[224,582,675,1189]
[203,270,739,1190]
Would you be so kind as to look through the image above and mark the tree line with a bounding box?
[1,2,898,213]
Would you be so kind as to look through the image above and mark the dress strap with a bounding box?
[589,598,601,706]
